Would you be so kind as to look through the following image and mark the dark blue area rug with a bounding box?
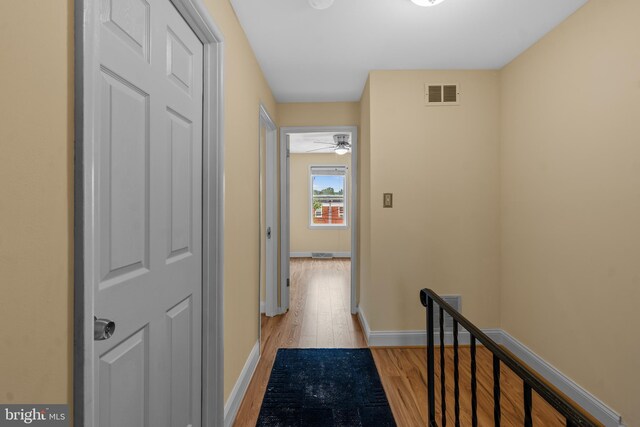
[257,348,396,427]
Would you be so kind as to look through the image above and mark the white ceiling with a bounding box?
[289,132,352,154]
[230,0,587,102]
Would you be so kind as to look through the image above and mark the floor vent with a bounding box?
[432,295,462,331]
[311,252,333,259]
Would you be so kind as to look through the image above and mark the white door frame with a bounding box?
[279,126,358,315]
[74,0,225,425]
[259,105,278,317]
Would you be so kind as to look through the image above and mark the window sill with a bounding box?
[308,224,349,230]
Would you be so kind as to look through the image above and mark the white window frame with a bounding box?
[309,165,348,229]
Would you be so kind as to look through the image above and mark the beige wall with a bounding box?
[360,70,501,331]
[500,1,640,424]
[0,0,73,406]
[290,154,351,254]
[277,102,360,127]
[200,0,277,401]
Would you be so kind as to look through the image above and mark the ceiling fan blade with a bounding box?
[306,147,334,153]
[311,141,337,145]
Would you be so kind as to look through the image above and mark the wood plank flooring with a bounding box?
[233,258,581,427]
[372,347,568,427]
[234,258,365,426]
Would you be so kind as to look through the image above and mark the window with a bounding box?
[310,166,347,228]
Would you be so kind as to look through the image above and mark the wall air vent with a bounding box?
[425,84,460,106]
[431,295,462,331]
[311,252,333,259]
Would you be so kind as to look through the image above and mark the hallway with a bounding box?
[289,258,363,348]
[234,260,582,427]
[235,258,364,425]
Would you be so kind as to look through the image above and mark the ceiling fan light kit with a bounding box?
[309,0,335,10]
[334,146,349,155]
[304,133,352,155]
[333,134,351,155]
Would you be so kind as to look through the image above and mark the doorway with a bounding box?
[259,105,278,327]
[236,127,364,421]
[279,126,358,316]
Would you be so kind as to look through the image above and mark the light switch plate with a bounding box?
[383,193,393,208]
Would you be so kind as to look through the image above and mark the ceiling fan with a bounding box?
[306,134,351,155]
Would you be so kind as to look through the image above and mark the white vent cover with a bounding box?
[431,295,461,331]
[425,83,460,106]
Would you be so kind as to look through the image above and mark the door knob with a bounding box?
[94,316,116,341]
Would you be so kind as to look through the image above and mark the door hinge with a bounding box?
[287,278,290,287]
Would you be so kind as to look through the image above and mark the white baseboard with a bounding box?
[500,331,624,427]
[356,306,501,346]
[356,307,624,426]
[260,301,265,314]
[224,340,260,427]
[356,306,370,344]
[290,251,351,258]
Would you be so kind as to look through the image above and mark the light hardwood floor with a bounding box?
[233,258,579,426]
[372,347,569,427]
[234,258,365,426]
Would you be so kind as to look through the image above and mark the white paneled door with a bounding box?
[93,0,203,426]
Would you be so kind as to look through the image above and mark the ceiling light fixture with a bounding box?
[333,134,351,155]
[309,0,334,10]
[334,146,349,155]
[411,0,446,6]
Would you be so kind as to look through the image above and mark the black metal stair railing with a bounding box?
[420,288,597,427]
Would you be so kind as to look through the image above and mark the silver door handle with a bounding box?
[94,316,116,341]
[267,227,271,239]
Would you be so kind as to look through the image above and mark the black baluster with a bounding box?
[493,355,501,427]
[471,336,477,427]
[419,289,594,427]
[524,383,532,427]
[427,297,436,427]
[453,320,460,427]
[440,306,446,427]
